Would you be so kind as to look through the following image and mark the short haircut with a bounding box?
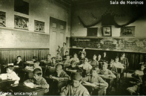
[33,68,42,74]
[90,69,96,73]
[102,62,108,66]
[115,56,119,59]
[121,53,125,56]
[71,72,82,81]
[56,64,63,69]
[34,61,40,63]
[17,56,21,58]
[33,56,37,59]
[6,66,14,71]
[63,42,66,45]
[51,57,56,60]
[65,51,68,53]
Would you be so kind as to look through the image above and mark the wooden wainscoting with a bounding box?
[70,48,146,70]
[0,48,49,65]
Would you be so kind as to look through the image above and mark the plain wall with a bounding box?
[0,0,71,48]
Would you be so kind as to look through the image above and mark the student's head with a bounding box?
[140,64,145,71]
[110,59,114,63]
[6,63,14,73]
[121,53,125,57]
[66,55,70,60]
[73,53,78,58]
[32,56,37,61]
[47,54,51,58]
[91,69,98,77]
[81,53,85,58]
[71,72,82,87]
[103,52,106,56]
[93,54,97,60]
[55,64,63,73]
[71,61,77,68]
[115,57,119,62]
[97,54,101,59]
[57,53,60,56]
[65,51,69,55]
[34,61,40,66]
[17,56,22,61]
[84,58,88,62]
[102,62,108,70]
[33,68,42,80]
[82,48,85,51]
[63,42,66,46]
[52,57,56,63]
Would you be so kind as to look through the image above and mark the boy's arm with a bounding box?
[60,85,69,96]
[98,76,108,87]
[36,78,49,89]
[108,70,116,78]
[59,71,70,81]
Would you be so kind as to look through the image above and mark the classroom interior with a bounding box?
[0,0,146,95]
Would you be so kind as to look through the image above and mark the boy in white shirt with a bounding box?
[1,63,20,85]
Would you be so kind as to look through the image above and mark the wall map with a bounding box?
[70,37,146,53]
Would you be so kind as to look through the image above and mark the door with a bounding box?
[50,32,57,57]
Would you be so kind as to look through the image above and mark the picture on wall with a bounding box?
[121,26,135,37]
[87,28,98,36]
[34,20,45,32]
[102,26,112,37]
[0,11,6,27]
[14,15,29,30]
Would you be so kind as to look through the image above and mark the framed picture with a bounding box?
[102,26,112,37]
[14,15,29,30]
[121,26,135,37]
[34,20,45,32]
[0,11,6,27]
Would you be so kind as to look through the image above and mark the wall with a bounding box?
[0,0,71,48]
[71,1,146,37]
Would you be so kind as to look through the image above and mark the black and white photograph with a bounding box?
[0,0,146,96]
[121,26,135,37]
[102,26,112,37]
[0,11,6,27]
[34,20,45,32]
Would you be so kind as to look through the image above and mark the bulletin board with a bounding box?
[70,37,146,53]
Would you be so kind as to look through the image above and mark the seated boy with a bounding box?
[49,64,70,94]
[90,54,99,68]
[98,62,116,91]
[141,68,146,95]
[60,72,89,96]
[34,61,42,71]
[66,61,82,76]
[82,69,108,95]
[78,58,92,76]
[63,55,71,68]
[0,63,20,85]
[62,51,69,61]
[56,53,62,62]
[14,56,24,68]
[24,68,49,93]
[51,57,57,67]
[127,64,145,95]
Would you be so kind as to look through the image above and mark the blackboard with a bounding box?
[70,37,146,53]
